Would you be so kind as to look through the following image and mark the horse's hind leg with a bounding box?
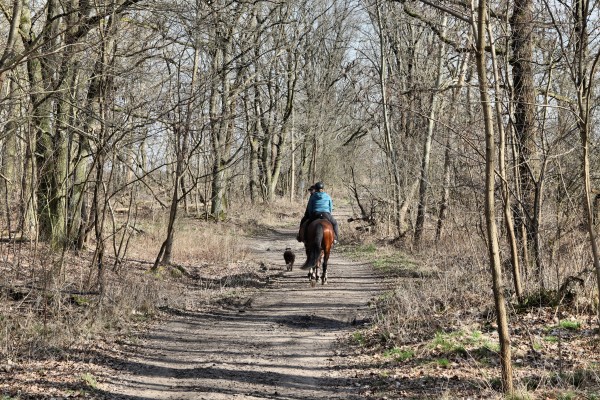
[316,250,324,281]
[309,267,317,287]
[321,252,330,285]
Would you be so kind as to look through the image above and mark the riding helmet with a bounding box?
[314,181,324,190]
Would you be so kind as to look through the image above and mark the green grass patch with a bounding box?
[436,358,450,367]
[465,330,498,348]
[350,243,377,256]
[359,244,377,253]
[169,267,184,278]
[71,294,91,306]
[483,341,500,352]
[505,391,534,400]
[556,392,577,400]
[342,244,378,261]
[383,347,414,362]
[558,320,581,330]
[372,254,421,277]
[146,266,167,279]
[81,372,98,389]
[431,331,459,351]
[429,329,501,360]
[430,331,467,355]
[544,335,559,343]
[352,331,366,346]
[341,244,426,278]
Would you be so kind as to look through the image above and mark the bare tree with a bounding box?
[414,16,447,246]
[544,0,600,327]
[487,15,523,301]
[474,0,514,393]
[510,0,540,281]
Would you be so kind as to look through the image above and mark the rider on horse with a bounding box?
[297,181,339,245]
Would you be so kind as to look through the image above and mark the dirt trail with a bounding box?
[101,226,382,399]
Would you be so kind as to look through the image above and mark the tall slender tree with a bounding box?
[474,0,514,393]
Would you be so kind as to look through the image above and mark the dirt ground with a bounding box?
[97,226,383,399]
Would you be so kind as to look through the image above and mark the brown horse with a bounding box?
[301,218,335,285]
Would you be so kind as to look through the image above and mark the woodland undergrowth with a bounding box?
[0,198,297,398]
[341,222,600,400]
[2,197,600,399]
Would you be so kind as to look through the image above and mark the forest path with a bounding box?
[100,223,383,399]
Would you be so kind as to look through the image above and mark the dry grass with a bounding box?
[125,215,249,265]
[343,225,600,399]
[0,248,165,360]
[5,195,597,398]
[0,197,301,361]
[0,198,302,397]
[232,196,303,227]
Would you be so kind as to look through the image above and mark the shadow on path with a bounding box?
[100,224,383,400]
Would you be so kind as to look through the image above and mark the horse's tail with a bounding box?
[302,223,324,270]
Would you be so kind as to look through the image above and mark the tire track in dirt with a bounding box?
[100,227,382,399]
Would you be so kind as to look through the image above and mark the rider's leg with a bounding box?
[323,213,339,242]
[331,217,339,241]
[297,216,308,241]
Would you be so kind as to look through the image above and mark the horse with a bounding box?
[301,218,335,285]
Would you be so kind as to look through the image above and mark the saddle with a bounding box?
[298,213,327,242]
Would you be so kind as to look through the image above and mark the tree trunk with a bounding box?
[399,179,419,237]
[375,1,402,237]
[14,2,39,240]
[209,31,233,219]
[20,123,37,240]
[436,53,469,242]
[290,107,296,202]
[572,0,600,330]
[415,17,446,246]
[91,149,106,293]
[510,0,538,277]
[487,18,523,301]
[154,126,184,268]
[1,76,18,184]
[475,0,514,393]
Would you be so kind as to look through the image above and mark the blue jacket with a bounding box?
[306,191,333,215]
